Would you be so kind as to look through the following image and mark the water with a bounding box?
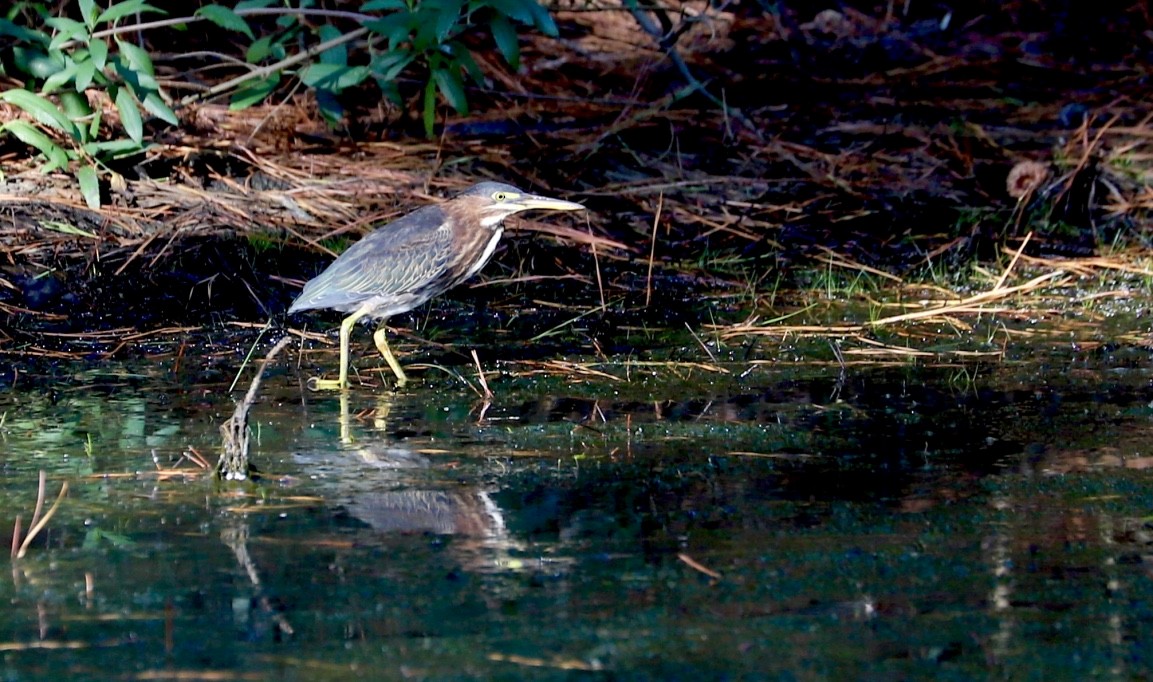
[2,352,1153,679]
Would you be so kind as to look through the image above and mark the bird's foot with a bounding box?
[307,376,346,391]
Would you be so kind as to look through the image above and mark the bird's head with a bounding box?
[455,181,585,228]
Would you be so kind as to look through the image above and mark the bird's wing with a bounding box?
[290,205,455,312]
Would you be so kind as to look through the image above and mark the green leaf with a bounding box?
[76,165,101,210]
[87,106,103,141]
[365,14,416,50]
[116,39,156,75]
[12,47,67,80]
[422,78,436,138]
[113,56,159,92]
[114,87,143,143]
[527,1,559,36]
[79,0,99,28]
[317,24,347,65]
[229,75,280,110]
[481,0,533,25]
[1,120,70,170]
[379,80,403,107]
[246,35,274,63]
[41,57,79,94]
[434,0,464,42]
[59,92,93,119]
[489,15,519,69]
[0,89,80,139]
[75,59,97,91]
[299,63,369,91]
[88,38,109,70]
[370,50,415,82]
[236,0,276,9]
[39,220,97,237]
[432,65,467,114]
[316,89,343,127]
[83,138,144,157]
[449,43,484,84]
[362,0,408,9]
[142,92,178,126]
[97,1,165,25]
[196,5,254,40]
[59,92,93,142]
[0,19,50,46]
[46,17,89,50]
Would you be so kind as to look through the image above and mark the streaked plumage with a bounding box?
[290,181,584,390]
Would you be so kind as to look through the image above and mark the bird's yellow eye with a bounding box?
[493,191,511,202]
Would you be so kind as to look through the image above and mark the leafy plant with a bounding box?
[0,0,178,209]
[0,0,562,208]
[360,0,559,136]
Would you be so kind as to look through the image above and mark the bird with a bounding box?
[288,181,585,390]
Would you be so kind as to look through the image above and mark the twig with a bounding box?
[470,349,494,399]
[589,221,606,310]
[179,27,370,107]
[993,231,1033,291]
[218,336,293,481]
[645,192,664,307]
[625,0,762,142]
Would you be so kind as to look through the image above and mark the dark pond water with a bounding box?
[3,350,1153,680]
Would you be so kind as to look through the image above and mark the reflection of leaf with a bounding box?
[82,528,136,551]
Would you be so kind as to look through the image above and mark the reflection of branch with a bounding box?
[221,521,295,639]
[219,336,293,480]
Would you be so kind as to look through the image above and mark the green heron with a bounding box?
[289,181,585,390]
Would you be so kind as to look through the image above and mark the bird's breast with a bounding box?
[452,226,504,284]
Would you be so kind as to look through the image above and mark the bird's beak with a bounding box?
[518,194,585,212]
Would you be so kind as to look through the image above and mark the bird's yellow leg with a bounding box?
[308,309,368,391]
[372,322,408,387]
